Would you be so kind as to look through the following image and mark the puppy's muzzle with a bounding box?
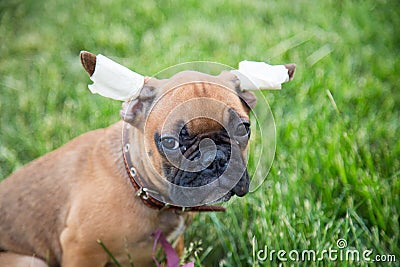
[170,136,249,200]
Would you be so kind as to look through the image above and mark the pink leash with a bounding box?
[152,229,194,267]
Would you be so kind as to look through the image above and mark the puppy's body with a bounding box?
[0,73,250,266]
[0,122,183,266]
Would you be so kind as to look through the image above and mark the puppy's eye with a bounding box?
[161,136,179,150]
[236,122,251,137]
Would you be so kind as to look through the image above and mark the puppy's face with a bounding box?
[122,71,256,204]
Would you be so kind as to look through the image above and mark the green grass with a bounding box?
[1,0,399,266]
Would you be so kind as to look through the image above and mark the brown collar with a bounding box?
[122,123,226,213]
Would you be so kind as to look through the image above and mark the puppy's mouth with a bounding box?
[163,130,250,204]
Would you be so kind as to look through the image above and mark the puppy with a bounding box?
[0,52,295,266]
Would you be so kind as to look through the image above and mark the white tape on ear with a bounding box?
[88,54,145,101]
[231,60,290,90]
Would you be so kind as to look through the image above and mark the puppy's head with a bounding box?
[119,70,255,204]
[81,52,295,206]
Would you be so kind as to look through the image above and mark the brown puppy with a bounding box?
[0,52,295,266]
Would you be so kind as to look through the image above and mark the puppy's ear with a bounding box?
[239,91,257,110]
[284,63,296,81]
[119,78,161,129]
[218,71,257,110]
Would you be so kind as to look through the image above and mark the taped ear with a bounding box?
[80,51,159,128]
[229,60,296,109]
[231,60,296,91]
[80,51,145,101]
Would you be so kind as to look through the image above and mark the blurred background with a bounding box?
[1,0,399,266]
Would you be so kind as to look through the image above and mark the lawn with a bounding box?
[0,0,399,266]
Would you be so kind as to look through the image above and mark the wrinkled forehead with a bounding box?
[157,70,239,91]
[145,71,249,136]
